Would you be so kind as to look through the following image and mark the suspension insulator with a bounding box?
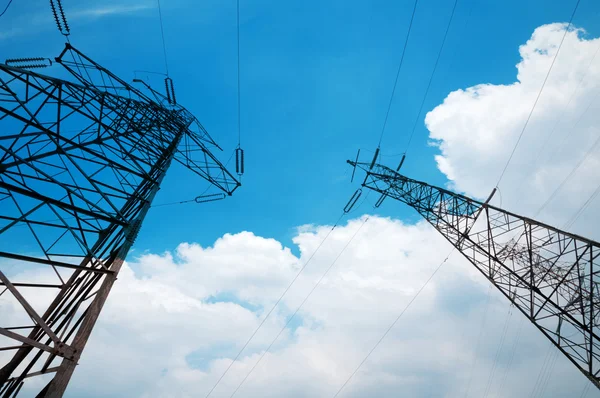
[5,57,52,69]
[50,0,70,36]
[235,147,244,175]
[350,149,360,183]
[169,78,176,105]
[369,147,380,170]
[164,78,173,104]
[194,193,226,204]
[396,153,406,171]
[56,0,70,34]
[375,193,387,208]
[344,189,362,213]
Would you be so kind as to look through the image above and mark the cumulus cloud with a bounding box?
[22,216,581,398]
[425,23,600,239]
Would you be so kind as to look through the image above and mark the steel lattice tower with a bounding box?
[349,160,600,390]
[0,43,240,397]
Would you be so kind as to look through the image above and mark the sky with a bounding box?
[1,0,600,397]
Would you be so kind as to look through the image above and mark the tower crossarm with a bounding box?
[349,160,600,390]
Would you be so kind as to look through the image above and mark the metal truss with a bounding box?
[0,43,240,397]
[349,160,600,390]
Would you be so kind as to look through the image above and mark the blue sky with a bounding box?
[2,0,597,253]
[3,0,600,397]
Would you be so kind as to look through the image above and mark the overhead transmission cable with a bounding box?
[236,0,241,148]
[204,212,348,397]
[0,0,14,18]
[563,182,600,230]
[235,0,244,176]
[151,148,237,207]
[404,0,459,153]
[535,349,560,398]
[534,126,600,217]
[155,0,179,105]
[513,39,600,195]
[463,285,492,398]
[229,216,371,397]
[482,304,513,398]
[495,0,581,188]
[332,250,454,397]
[496,313,525,393]
[376,0,419,149]
[207,190,371,397]
[579,380,593,398]
[529,341,559,398]
[372,0,476,161]
[156,0,169,76]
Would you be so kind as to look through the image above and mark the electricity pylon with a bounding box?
[0,43,240,397]
[348,160,600,390]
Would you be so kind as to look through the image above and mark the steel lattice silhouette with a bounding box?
[349,160,600,390]
[0,43,240,397]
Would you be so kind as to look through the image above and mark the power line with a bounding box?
[530,342,558,398]
[236,0,241,148]
[156,0,169,76]
[0,0,14,18]
[229,216,370,397]
[463,284,492,398]
[482,304,512,398]
[563,182,600,230]
[536,349,560,398]
[580,380,593,398]
[496,0,581,188]
[497,315,525,393]
[377,0,419,148]
[514,39,600,195]
[151,149,237,208]
[332,250,454,397]
[404,0,459,152]
[535,127,600,217]
[204,213,347,397]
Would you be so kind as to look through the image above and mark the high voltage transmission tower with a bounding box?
[347,159,600,390]
[0,43,240,397]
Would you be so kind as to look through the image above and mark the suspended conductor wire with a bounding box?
[563,182,600,230]
[534,129,600,217]
[205,212,347,397]
[229,216,371,397]
[376,0,419,148]
[332,249,454,397]
[495,0,581,188]
[536,349,560,398]
[404,0,459,153]
[0,0,14,18]
[530,88,600,217]
[156,0,169,76]
[463,284,492,398]
[529,342,557,398]
[482,304,512,398]
[151,149,236,208]
[579,380,592,398]
[236,0,241,147]
[514,38,600,195]
[497,316,525,393]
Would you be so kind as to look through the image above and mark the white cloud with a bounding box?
[70,4,153,19]
[425,23,600,239]
[28,216,584,397]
